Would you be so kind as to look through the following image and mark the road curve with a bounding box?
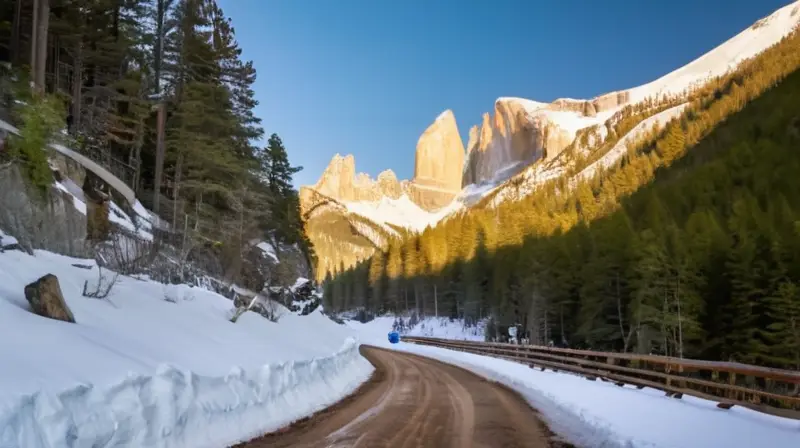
[236,345,570,448]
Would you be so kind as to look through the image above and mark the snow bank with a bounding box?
[0,338,372,448]
[346,315,486,343]
[0,248,371,447]
[382,342,800,448]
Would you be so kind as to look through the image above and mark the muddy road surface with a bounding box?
[237,345,569,448]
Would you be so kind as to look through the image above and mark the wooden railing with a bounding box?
[401,336,800,420]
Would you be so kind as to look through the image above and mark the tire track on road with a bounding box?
[236,345,571,448]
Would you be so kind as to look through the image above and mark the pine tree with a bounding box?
[385,240,403,312]
[368,251,385,312]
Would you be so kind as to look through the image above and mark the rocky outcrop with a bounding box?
[311,154,357,201]
[301,110,466,212]
[301,110,468,278]
[0,163,89,258]
[461,91,639,187]
[465,125,479,158]
[463,99,575,186]
[302,154,404,207]
[84,172,111,242]
[376,170,402,199]
[412,110,465,193]
[24,274,76,323]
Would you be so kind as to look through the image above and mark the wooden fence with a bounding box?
[401,336,800,420]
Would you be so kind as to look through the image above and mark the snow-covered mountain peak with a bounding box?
[303,1,800,273]
[463,1,800,189]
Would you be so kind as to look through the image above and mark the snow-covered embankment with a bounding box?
[0,248,373,448]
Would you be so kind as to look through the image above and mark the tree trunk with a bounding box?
[676,274,684,359]
[30,0,39,80]
[414,283,419,314]
[152,101,167,214]
[71,42,83,134]
[434,284,438,318]
[171,151,182,229]
[616,272,629,352]
[10,0,22,65]
[544,303,549,345]
[34,0,50,92]
[153,0,167,94]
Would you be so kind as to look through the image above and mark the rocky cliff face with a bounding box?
[407,110,465,210]
[409,110,465,206]
[300,154,404,209]
[301,109,465,213]
[300,110,467,278]
[463,99,571,186]
[462,94,630,186]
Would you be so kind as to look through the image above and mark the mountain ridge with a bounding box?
[301,0,800,278]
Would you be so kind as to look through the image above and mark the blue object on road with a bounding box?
[388,331,400,344]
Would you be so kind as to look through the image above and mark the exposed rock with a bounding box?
[465,125,479,157]
[300,110,470,275]
[0,163,88,257]
[464,100,545,186]
[304,154,404,204]
[592,91,631,114]
[24,274,76,323]
[413,110,464,194]
[84,172,111,242]
[463,97,609,186]
[312,154,357,201]
[376,170,401,199]
[405,184,455,210]
[301,110,466,213]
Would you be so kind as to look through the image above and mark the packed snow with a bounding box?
[0,248,372,448]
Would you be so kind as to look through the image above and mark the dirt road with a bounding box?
[237,345,569,448]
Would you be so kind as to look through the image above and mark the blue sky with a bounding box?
[218,0,790,187]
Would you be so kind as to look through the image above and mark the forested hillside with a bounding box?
[0,0,312,284]
[325,28,800,369]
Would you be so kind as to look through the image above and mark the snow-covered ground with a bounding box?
[0,247,372,448]
[575,103,689,183]
[345,194,461,233]
[347,315,486,342]
[3,243,797,448]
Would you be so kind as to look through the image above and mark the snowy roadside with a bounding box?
[0,247,373,448]
[380,342,799,448]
